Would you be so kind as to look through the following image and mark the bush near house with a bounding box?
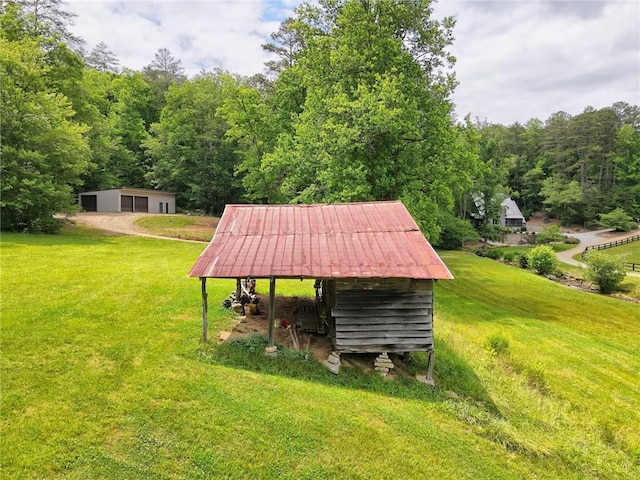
[535,225,565,244]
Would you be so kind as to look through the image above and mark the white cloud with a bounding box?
[67,0,640,124]
[433,0,640,124]
[67,0,294,76]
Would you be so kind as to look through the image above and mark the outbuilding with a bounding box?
[78,188,176,214]
[189,201,453,383]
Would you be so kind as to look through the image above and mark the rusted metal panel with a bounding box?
[188,201,454,280]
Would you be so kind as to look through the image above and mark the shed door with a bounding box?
[134,196,148,213]
[81,195,97,212]
[121,195,133,212]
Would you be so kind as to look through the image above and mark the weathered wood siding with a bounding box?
[330,278,434,353]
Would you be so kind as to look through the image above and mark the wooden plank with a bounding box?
[337,323,432,332]
[335,343,434,353]
[334,316,431,325]
[336,331,433,345]
[335,296,432,305]
[335,301,432,310]
[335,278,433,290]
[335,291,433,300]
[332,308,431,317]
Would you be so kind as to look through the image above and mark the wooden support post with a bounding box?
[235,278,242,301]
[426,350,435,386]
[267,276,276,348]
[201,277,208,342]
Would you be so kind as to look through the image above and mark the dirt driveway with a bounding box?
[556,229,640,278]
[70,212,203,242]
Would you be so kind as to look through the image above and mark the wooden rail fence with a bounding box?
[581,234,640,271]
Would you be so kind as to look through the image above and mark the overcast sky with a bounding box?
[66,0,640,125]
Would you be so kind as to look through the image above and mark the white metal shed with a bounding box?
[78,188,176,214]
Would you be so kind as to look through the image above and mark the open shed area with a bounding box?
[189,201,453,382]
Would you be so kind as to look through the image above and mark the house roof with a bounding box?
[502,197,525,220]
[79,188,175,195]
[188,201,453,280]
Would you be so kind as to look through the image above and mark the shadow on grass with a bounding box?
[193,333,497,412]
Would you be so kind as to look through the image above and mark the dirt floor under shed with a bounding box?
[216,294,410,374]
[216,294,334,362]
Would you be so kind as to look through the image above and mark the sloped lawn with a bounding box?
[1,226,638,479]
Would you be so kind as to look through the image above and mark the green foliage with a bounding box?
[503,252,516,263]
[221,0,465,241]
[435,214,479,250]
[478,221,501,243]
[612,124,640,219]
[540,176,583,224]
[486,249,503,260]
[585,251,627,294]
[518,254,529,269]
[597,207,637,232]
[535,225,564,244]
[146,71,242,214]
[0,15,90,232]
[526,245,558,275]
[485,334,510,356]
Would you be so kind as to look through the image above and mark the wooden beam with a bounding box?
[267,276,276,347]
[201,277,208,342]
[426,350,435,385]
[235,278,242,302]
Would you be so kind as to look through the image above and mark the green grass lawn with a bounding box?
[595,240,640,264]
[134,214,218,242]
[2,226,639,479]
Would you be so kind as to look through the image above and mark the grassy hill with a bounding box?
[1,225,639,479]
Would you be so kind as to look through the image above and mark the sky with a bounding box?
[66,0,640,125]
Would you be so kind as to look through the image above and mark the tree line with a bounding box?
[2,0,639,246]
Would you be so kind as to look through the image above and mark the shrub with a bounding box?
[485,334,509,356]
[486,249,503,260]
[436,214,479,250]
[503,252,516,263]
[584,251,626,294]
[563,237,580,245]
[527,245,558,275]
[536,225,564,244]
[518,254,529,269]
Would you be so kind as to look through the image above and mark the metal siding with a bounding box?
[188,201,453,280]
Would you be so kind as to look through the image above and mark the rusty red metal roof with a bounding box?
[188,201,453,280]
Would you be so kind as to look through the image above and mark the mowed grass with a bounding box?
[134,214,218,242]
[2,226,639,479]
[596,240,640,264]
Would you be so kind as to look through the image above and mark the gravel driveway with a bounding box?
[70,212,201,242]
[557,228,640,277]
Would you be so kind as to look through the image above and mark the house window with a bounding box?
[505,218,523,228]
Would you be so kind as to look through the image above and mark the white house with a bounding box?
[78,188,176,214]
[499,197,526,229]
[471,194,526,229]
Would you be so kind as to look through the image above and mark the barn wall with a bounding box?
[79,190,120,212]
[330,278,434,354]
[119,189,175,213]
